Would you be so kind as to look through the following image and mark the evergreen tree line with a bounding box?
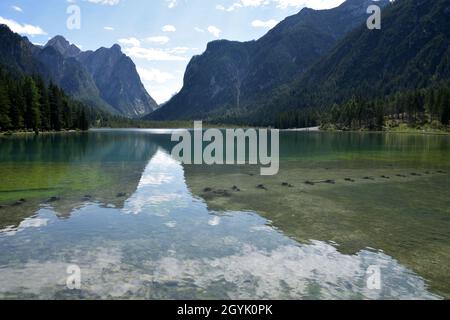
[275,108,320,129]
[275,83,450,130]
[0,66,97,133]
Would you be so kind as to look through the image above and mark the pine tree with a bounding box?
[9,82,25,129]
[61,99,73,129]
[36,77,51,131]
[0,84,11,130]
[23,77,41,132]
[0,67,102,132]
[440,88,450,125]
[49,84,62,131]
[78,109,89,131]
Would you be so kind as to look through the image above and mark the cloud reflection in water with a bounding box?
[0,150,441,299]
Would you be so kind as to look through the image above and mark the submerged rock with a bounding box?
[47,196,61,203]
[344,178,355,182]
[201,187,232,197]
[304,181,315,186]
[232,186,241,192]
[317,180,335,184]
[282,182,293,187]
[213,189,231,197]
[256,184,267,190]
[13,199,26,206]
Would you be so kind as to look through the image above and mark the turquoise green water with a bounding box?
[0,129,448,299]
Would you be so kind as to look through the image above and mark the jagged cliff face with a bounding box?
[158,40,254,120]
[148,0,390,121]
[43,37,159,117]
[289,0,450,105]
[78,45,158,118]
[45,36,81,58]
[35,44,109,112]
[0,24,44,76]
[216,0,450,126]
[0,26,158,118]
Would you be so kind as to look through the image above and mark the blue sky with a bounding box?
[0,0,345,103]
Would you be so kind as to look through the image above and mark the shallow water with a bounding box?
[0,129,448,299]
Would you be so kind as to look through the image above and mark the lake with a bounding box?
[0,129,449,299]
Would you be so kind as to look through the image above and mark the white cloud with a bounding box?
[216,0,269,12]
[137,67,175,83]
[207,25,221,38]
[216,0,345,11]
[194,27,205,33]
[118,35,188,61]
[134,68,183,103]
[11,5,23,12]
[274,0,344,9]
[145,84,180,104]
[168,47,190,54]
[251,19,279,28]
[123,46,187,61]
[0,16,46,36]
[104,26,114,31]
[162,25,176,32]
[87,0,120,5]
[165,0,177,9]
[144,36,170,45]
[118,37,141,47]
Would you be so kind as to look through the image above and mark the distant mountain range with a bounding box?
[148,0,390,121]
[260,0,450,123]
[304,0,449,96]
[148,0,449,126]
[0,26,158,118]
[1,0,447,125]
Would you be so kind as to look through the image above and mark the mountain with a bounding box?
[0,24,45,77]
[45,35,81,58]
[148,0,390,121]
[251,0,450,125]
[42,36,159,117]
[0,26,158,117]
[297,0,450,103]
[77,45,158,118]
[36,42,109,112]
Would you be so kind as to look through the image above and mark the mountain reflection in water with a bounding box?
[0,138,441,299]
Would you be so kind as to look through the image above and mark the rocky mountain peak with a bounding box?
[0,26,158,118]
[45,35,81,58]
[111,44,122,52]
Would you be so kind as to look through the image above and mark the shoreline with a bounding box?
[2,126,449,136]
[282,126,320,132]
[320,128,450,136]
[0,130,84,137]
